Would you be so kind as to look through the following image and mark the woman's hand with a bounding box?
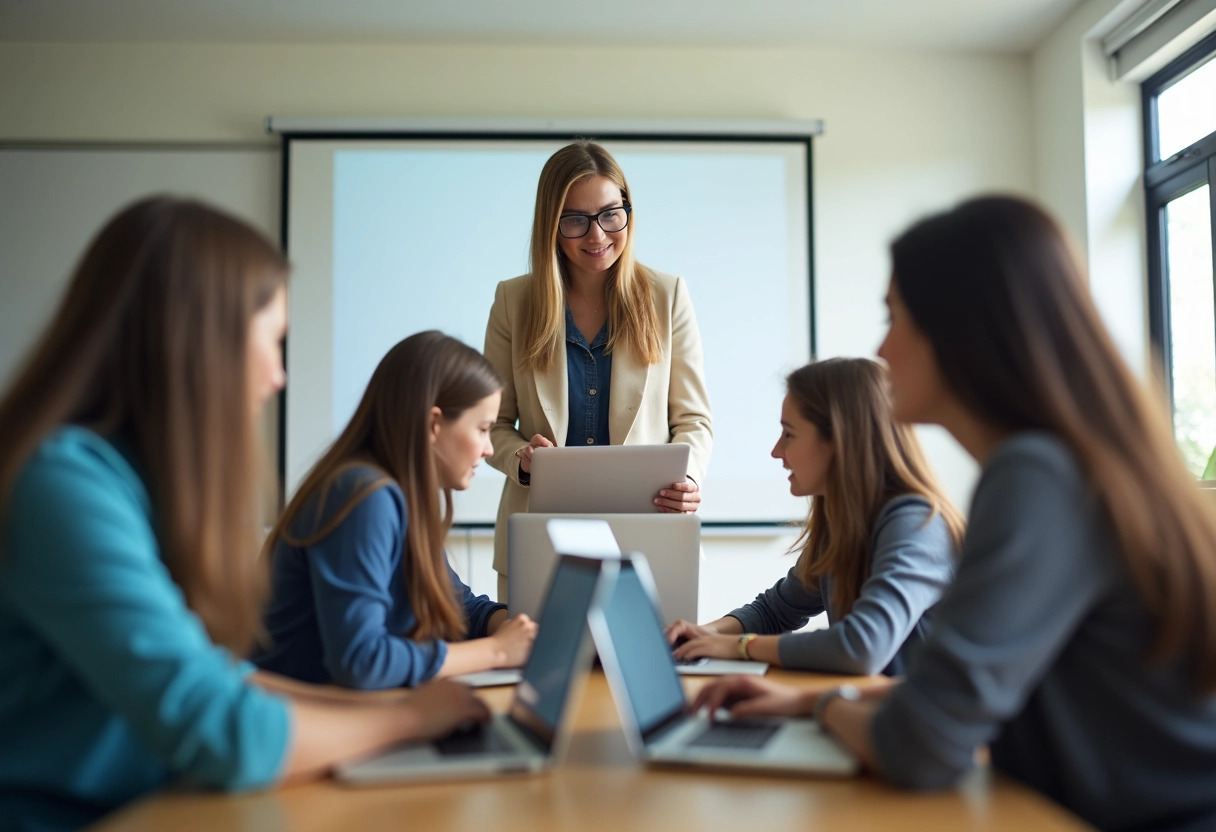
[691,676,815,719]
[655,477,701,514]
[488,614,538,667]
[665,619,719,645]
[672,633,741,662]
[402,679,492,741]
[516,434,555,474]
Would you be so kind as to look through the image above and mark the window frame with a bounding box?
[1142,29,1216,480]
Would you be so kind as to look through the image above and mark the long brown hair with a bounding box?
[0,196,287,654]
[269,331,502,642]
[521,140,661,372]
[788,358,965,615]
[891,194,1216,690]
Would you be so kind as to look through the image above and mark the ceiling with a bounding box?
[0,0,1086,53]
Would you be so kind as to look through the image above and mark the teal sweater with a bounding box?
[0,427,290,832]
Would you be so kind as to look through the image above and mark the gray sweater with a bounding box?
[727,495,957,676]
[872,433,1216,832]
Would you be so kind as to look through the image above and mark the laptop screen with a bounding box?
[599,563,688,737]
[508,555,602,743]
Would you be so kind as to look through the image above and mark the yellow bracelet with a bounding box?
[737,633,758,660]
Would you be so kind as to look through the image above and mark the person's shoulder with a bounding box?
[983,431,1086,493]
[643,267,682,294]
[13,426,147,510]
[497,273,532,297]
[873,494,948,543]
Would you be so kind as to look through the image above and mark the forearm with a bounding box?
[820,697,885,773]
[280,698,427,784]
[437,637,509,677]
[706,615,744,634]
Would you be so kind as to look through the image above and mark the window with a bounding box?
[1144,31,1216,480]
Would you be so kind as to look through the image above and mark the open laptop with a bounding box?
[588,554,859,777]
[509,513,700,624]
[336,554,618,784]
[528,444,690,514]
[510,516,765,677]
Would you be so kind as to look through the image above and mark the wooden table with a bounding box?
[92,671,1090,831]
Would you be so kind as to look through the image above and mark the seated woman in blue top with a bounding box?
[0,197,489,831]
[696,196,1216,832]
[666,358,964,675]
[255,331,538,689]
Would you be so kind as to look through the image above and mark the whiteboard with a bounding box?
[283,136,815,525]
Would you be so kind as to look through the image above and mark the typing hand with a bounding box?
[655,477,700,514]
[673,633,739,662]
[490,614,538,667]
[403,679,492,741]
[665,619,719,645]
[690,677,812,720]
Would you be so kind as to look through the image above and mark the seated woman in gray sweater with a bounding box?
[666,358,965,675]
[695,196,1216,832]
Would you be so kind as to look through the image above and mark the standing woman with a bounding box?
[0,198,487,830]
[484,141,713,599]
[695,196,1216,831]
[255,331,537,689]
[667,358,963,675]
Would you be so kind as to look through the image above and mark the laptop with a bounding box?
[509,513,700,624]
[336,554,618,784]
[509,516,764,677]
[528,444,690,514]
[588,554,859,777]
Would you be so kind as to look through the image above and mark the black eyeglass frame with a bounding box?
[557,204,633,239]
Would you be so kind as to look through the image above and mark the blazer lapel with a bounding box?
[609,343,649,444]
[534,344,569,445]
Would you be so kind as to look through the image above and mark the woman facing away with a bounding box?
[254,331,537,688]
[696,195,1216,832]
[667,358,964,675]
[0,198,488,831]
[484,140,713,599]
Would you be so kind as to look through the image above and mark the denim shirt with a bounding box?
[564,306,612,447]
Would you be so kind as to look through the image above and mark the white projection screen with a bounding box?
[282,126,816,525]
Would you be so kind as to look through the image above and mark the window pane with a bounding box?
[1165,184,1216,478]
[1157,54,1216,160]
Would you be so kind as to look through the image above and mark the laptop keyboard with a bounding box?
[687,720,781,750]
[434,722,514,756]
[673,656,709,667]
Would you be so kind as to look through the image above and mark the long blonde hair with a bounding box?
[268,332,502,642]
[0,196,287,655]
[892,195,1216,691]
[788,358,965,615]
[521,141,661,372]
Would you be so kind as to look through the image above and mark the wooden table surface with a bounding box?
[91,670,1090,832]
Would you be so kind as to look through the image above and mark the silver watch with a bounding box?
[812,684,862,729]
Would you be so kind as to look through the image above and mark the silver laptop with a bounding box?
[509,513,700,624]
[336,554,618,784]
[528,444,690,514]
[588,555,859,777]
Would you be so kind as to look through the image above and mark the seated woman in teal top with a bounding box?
[255,332,537,688]
[666,358,964,675]
[695,196,1216,831]
[0,198,488,831]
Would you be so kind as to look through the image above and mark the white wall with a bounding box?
[1032,0,1150,376]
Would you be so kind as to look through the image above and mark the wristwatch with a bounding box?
[737,633,758,660]
[813,684,862,730]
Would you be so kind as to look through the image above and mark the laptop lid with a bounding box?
[506,553,619,750]
[528,444,690,514]
[508,513,700,624]
[586,555,690,756]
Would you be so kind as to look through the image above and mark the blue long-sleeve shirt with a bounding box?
[871,433,1216,831]
[255,466,505,689]
[727,495,956,675]
[0,427,290,832]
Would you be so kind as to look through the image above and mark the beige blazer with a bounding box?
[483,269,713,596]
